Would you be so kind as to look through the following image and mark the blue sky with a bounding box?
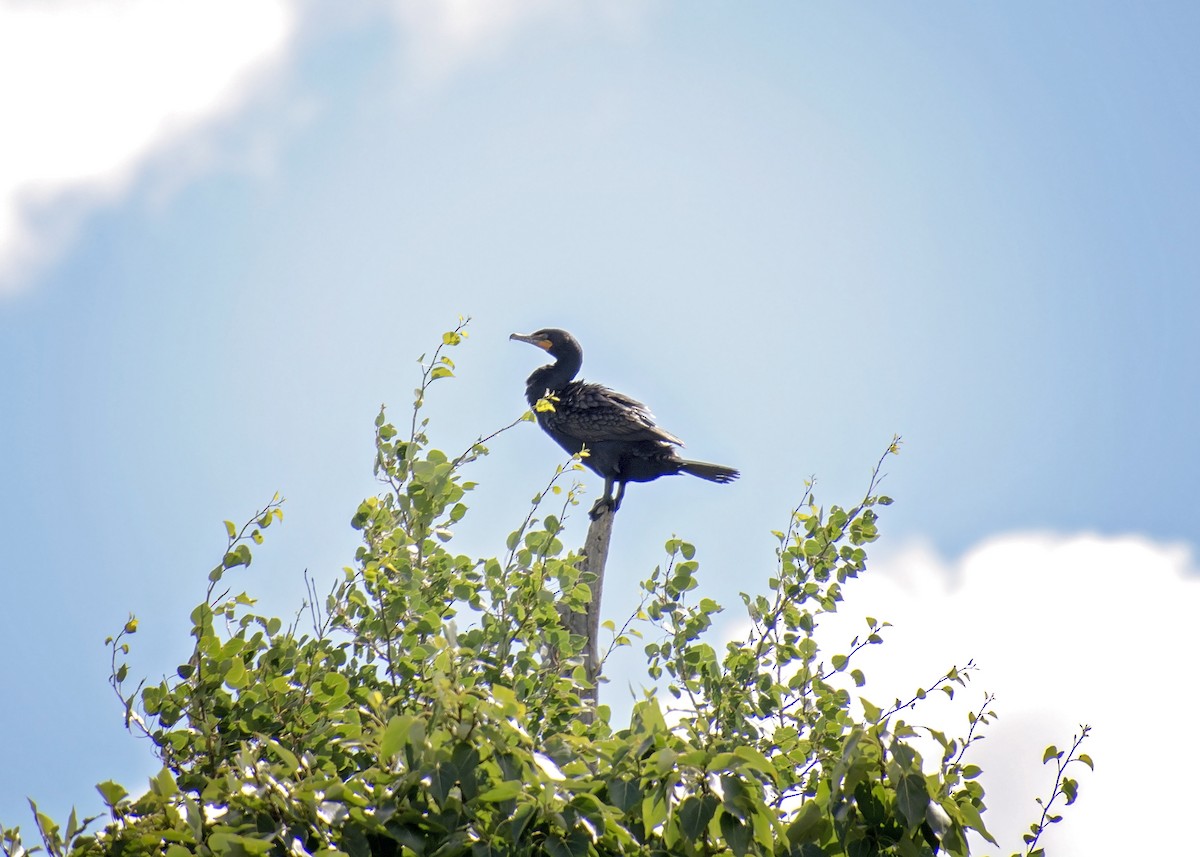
[2,2,1198,853]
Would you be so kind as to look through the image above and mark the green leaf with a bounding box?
[224,520,237,539]
[786,800,824,844]
[222,544,252,569]
[544,834,583,857]
[477,781,524,802]
[1043,745,1059,764]
[940,822,967,857]
[150,766,178,797]
[491,684,519,715]
[1062,778,1079,805]
[321,672,350,696]
[265,739,299,774]
[956,799,996,845]
[642,793,668,831]
[64,807,79,841]
[223,659,247,689]
[895,773,929,827]
[608,778,641,813]
[679,794,718,842]
[647,748,679,777]
[631,698,667,733]
[380,715,414,760]
[210,833,275,855]
[95,781,128,807]
[430,761,458,805]
[732,745,778,782]
[719,810,752,857]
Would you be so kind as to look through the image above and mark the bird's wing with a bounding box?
[548,382,684,446]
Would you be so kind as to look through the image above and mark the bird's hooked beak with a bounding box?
[510,332,552,350]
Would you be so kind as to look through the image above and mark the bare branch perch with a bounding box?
[558,504,615,719]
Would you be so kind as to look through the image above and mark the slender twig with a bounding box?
[600,594,647,667]
[1025,725,1092,854]
[452,413,528,469]
[951,692,996,768]
[106,622,151,739]
[883,660,977,719]
[410,317,471,449]
[816,634,880,683]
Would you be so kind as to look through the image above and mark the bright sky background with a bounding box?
[2,2,1198,854]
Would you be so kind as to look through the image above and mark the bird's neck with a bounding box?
[525,354,580,406]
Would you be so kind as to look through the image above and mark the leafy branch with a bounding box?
[1020,725,1093,856]
[883,660,978,719]
[951,691,996,769]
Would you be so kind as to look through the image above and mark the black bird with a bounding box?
[510,328,739,517]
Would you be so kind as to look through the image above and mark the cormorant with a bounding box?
[510,328,739,517]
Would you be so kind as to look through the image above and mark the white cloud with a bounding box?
[798,532,1199,855]
[390,0,557,78]
[387,0,648,84]
[0,0,297,292]
[0,0,651,293]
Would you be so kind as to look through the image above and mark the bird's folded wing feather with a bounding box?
[551,384,684,445]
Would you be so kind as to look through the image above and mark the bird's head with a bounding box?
[509,328,581,361]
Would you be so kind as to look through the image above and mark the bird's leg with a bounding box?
[612,480,627,512]
[590,476,617,520]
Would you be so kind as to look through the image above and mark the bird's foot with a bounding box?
[589,497,616,520]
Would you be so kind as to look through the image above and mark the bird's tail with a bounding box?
[680,460,740,484]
